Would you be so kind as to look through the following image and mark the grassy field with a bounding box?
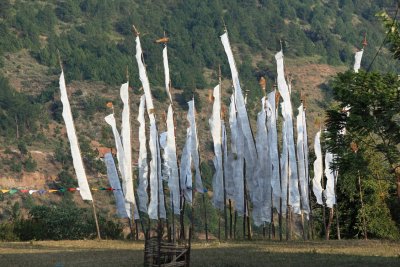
[0,239,399,267]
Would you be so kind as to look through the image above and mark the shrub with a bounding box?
[0,223,18,241]
[24,155,37,172]
[14,201,123,240]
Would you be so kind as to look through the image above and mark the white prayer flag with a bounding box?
[59,71,92,201]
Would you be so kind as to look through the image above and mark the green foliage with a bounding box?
[0,74,41,139]
[55,1,81,23]
[1,0,397,107]
[325,62,400,238]
[57,169,78,188]
[23,155,37,172]
[54,141,72,168]
[10,161,22,173]
[79,136,106,174]
[50,100,63,123]
[326,71,400,166]
[377,11,400,61]
[0,222,18,241]
[200,161,213,189]
[14,200,123,241]
[80,94,108,118]
[11,202,21,220]
[17,140,28,156]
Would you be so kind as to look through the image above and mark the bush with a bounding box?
[24,155,37,172]
[17,140,28,155]
[0,223,18,241]
[14,201,123,240]
[57,169,77,188]
[10,161,22,173]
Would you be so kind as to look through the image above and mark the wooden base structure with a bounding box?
[144,228,191,267]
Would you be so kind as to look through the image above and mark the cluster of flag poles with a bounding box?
[52,26,366,242]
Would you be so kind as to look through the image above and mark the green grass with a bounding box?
[0,240,399,267]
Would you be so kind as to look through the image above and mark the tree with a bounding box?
[326,71,400,199]
[324,12,400,238]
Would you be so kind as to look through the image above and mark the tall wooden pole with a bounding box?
[194,99,208,241]
[134,193,146,240]
[191,188,195,240]
[321,159,327,238]
[305,109,314,240]
[156,133,162,267]
[125,68,138,241]
[91,198,101,240]
[202,193,209,241]
[229,199,233,239]
[178,155,185,240]
[308,175,314,240]
[334,170,341,240]
[58,51,101,241]
[245,185,252,240]
[219,65,228,240]
[270,195,274,239]
[128,216,134,240]
[243,161,247,239]
[171,192,176,242]
[272,87,283,242]
[286,179,291,241]
[291,91,306,241]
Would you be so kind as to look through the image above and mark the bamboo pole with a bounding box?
[180,197,186,240]
[286,160,291,241]
[333,170,341,240]
[229,199,233,239]
[58,51,101,241]
[291,94,306,241]
[279,198,283,241]
[191,188,195,240]
[234,210,237,239]
[135,192,146,240]
[178,154,185,241]
[243,161,247,240]
[171,192,176,243]
[218,214,221,241]
[219,65,228,241]
[246,189,252,240]
[272,87,283,242]
[271,195,275,239]
[203,193,209,242]
[156,133,162,267]
[91,199,101,240]
[163,180,170,240]
[321,163,327,237]
[197,157,208,242]
[302,100,313,241]
[308,176,314,240]
[128,216,134,240]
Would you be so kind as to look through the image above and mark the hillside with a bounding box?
[0,0,399,239]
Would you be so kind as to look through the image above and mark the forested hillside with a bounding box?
[1,0,399,88]
[0,0,399,240]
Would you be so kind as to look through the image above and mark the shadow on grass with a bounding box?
[0,241,399,267]
[0,249,144,267]
[191,246,400,267]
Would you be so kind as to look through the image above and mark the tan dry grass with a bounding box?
[0,240,399,267]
